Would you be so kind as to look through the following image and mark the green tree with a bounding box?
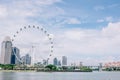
[45,64,57,71]
[80,66,92,72]
[0,64,15,70]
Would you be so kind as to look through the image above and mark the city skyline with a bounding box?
[0,36,67,66]
[0,0,120,65]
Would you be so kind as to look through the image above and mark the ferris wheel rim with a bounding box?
[11,25,54,64]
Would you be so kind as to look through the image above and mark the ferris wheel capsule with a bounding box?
[51,46,53,48]
[37,27,39,29]
[33,25,35,28]
[49,38,52,40]
[12,39,14,41]
[51,42,53,44]
[14,35,16,37]
[28,25,31,28]
[51,50,53,52]
[44,31,47,33]
[20,28,22,31]
[16,31,18,33]
[24,26,26,29]
[47,34,50,36]
[41,28,43,31]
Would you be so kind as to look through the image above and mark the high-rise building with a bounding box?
[62,56,67,66]
[99,63,103,71]
[79,62,83,67]
[58,60,61,66]
[0,36,12,64]
[11,47,20,64]
[53,57,58,66]
[11,52,15,64]
[25,54,31,65]
[21,54,31,65]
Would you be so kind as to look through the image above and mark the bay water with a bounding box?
[0,71,120,80]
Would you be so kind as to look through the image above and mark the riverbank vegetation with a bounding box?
[0,64,92,72]
[0,64,15,70]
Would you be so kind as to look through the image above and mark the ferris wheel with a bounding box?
[11,25,54,65]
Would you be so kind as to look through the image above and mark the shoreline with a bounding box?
[0,70,36,72]
[1,70,120,73]
[0,70,92,72]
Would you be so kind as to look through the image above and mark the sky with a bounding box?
[0,0,120,66]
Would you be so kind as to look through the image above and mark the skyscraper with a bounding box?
[79,62,83,67]
[62,56,67,66]
[58,60,61,66]
[0,36,12,64]
[11,47,20,64]
[25,54,31,65]
[99,63,103,71]
[21,54,31,65]
[53,57,58,66]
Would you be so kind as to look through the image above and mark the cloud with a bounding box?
[94,6,105,11]
[105,16,113,22]
[53,22,120,65]
[94,4,119,11]
[0,0,64,64]
[107,4,119,8]
[0,0,65,36]
[97,16,113,23]
[0,5,7,18]
[37,0,62,5]
[63,18,81,24]
[97,19,104,23]
[102,22,120,36]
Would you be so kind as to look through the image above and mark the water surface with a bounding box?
[0,71,120,80]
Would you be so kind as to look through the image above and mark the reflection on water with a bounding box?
[0,71,120,80]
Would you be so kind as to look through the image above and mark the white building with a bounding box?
[0,36,12,64]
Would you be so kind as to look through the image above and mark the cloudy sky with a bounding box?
[0,0,120,66]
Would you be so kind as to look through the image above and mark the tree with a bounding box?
[0,64,15,70]
[45,64,57,71]
[80,66,92,72]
